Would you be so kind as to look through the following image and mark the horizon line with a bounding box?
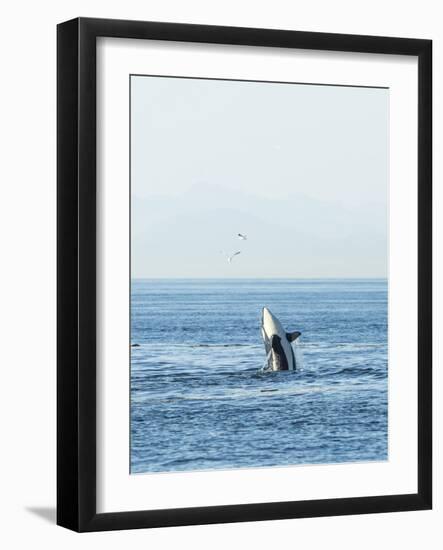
[131,276,388,280]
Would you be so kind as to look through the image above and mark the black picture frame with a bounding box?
[57,17,432,532]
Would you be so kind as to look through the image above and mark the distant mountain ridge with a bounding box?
[131,183,387,278]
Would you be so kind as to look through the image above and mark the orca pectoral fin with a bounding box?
[286,331,301,343]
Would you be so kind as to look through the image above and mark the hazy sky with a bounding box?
[131,75,388,278]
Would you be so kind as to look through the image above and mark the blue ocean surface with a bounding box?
[131,279,388,474]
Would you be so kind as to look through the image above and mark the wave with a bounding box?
[132,342,257,349]
[132,341,384,348]
[189,343,250,348]
[131,380,386,405]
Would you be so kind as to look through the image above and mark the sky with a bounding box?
[131,75,388,278]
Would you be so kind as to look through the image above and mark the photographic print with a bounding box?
[57,18,432,531]
[130,74,389,475]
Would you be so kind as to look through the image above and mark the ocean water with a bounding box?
[131,279,388,474]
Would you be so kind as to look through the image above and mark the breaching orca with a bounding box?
[261,307,301,371]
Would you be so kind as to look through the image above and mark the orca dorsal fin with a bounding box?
[286,331,301,343]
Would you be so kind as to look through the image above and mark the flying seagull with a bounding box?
[221,250,242,263]
[237,233,247,240]
[228,251,241,263]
